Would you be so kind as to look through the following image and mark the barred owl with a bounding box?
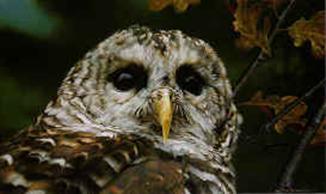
[0,26,240,194]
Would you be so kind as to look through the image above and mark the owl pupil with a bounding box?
[176,65,205,96]
[115,73,134,90]
[109,65,147,91]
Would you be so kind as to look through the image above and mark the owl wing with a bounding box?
[0,127,185,194]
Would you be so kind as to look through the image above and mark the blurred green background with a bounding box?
[0,0,324,192]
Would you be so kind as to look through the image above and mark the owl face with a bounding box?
[46,26,235,148]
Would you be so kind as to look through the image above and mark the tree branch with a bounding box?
[260,77,326,133]
[232,0,296,97]
[275,100,326,191]
[238,78,325,148]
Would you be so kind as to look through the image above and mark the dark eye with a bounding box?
[176,65,205,95]
[108,64,147,91]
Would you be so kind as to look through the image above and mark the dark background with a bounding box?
[0,0,324,192]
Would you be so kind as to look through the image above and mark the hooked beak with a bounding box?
[153,88,173,143]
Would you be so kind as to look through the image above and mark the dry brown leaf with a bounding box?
[233,0,271,55]
[273,96,307,133]
[288,10,326,58]
[149,0,200,12]
[241,91,308,133]
[310,117,326,146]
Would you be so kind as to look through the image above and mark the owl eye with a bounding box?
[109,65,147,91]
[176,65,205,96]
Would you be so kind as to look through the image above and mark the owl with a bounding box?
[0,26,240,194]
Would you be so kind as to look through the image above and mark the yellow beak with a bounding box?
[154,89,173,143]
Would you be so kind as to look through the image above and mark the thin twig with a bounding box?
[238,78,325,147]
[260,77,326,133]
[233,0,296,97]
[275,100,326,191]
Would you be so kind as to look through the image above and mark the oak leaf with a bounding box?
[149,0,200,12]
[310,117,326,146]
[273,96,307,134]
[233,0,271,55]
[241,91,307,133]
[288,11,325,58]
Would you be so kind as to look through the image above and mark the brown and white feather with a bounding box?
[0,26,241,194]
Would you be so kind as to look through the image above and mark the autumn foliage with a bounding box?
[288,11,326,58]
[149,0,325,58]
[231,0,325,58]
[240,92,325,145]
[240,91,307,133]
[232,0,272,55]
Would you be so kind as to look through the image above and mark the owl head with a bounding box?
[38,26,240,160]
